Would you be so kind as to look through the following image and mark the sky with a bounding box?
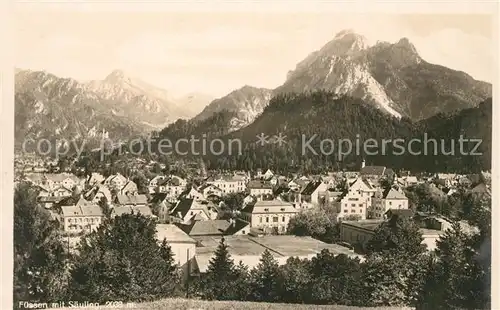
[15,4,496,98]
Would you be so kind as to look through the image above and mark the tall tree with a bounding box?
[14,183,69,303]
[418,221,490,309]
[308,251,363,305]
[366,216,425,256]
[249,250,282,302]
[198,237,243,300]
[278,257,312,304]
[69,213,179,302]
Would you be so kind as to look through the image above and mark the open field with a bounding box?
[53,298,414,310]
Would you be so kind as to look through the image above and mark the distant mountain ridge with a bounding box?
[193,29,491,132]
[159,91,492,173]
[192,86,273,132]
[14,69,213,147]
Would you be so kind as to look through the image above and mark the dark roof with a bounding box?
[247,180,273,189]
[383,168,395,177]
[150,193,169,204]
[300,181,322,196]
[198,183,220,191]
[171,198,194,218]
[177,220,230,236]
[442,187,453,195]
[241,203,255,214]
[224,218,251,235]
[360,166,386,176]
[385,209,414,220]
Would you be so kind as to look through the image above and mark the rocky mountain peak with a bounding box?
[104,69,130,84]
[394,37,419,54]
[320,29,371,57]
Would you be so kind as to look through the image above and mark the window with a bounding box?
[344,209,348,213]
[359,204,363,207]
[242,230,246,234]
[266,217,269,223]
[273,217,278,223]
[351,209,355,213]
[282,216,285,222]
[351,204,355,207]
[259,217,263,223]
[389,201,392,205]
[360,209,363,213]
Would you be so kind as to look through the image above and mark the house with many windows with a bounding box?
[60,198,104,233]
[334,177,377,220]
[198,184,223,199]
[240,199,298,234]
[207,174,246,195]
[156,175,188,198]
[247,180,274,197]
[369,187,409,219]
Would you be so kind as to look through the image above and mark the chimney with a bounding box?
[229,218,235,227]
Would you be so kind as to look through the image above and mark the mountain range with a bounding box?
[14,69,213,146]
[157,91,491,173]
[193,29,491,131]
[15,29,492,164]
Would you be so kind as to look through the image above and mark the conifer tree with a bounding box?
[14,182,69,303]
[249,249,282,302]
[199,237,242,300]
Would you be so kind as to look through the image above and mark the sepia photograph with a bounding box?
[5,1,498,309]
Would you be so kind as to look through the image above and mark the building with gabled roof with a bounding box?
[240,199,298,234]
[104,173,128,190]
[247,180,274,196]
[87,172,105,187]
[120,180,138,195]
[198,184,223,199]
[298,180,328,207]
[180,186,205,200]
[114,194,148,206]
[206,174,246,194]
[60,202,104,233]
[84,185,112,204]
[369,187,409,219]
[169,198,217,224]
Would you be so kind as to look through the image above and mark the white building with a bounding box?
[369,187,409,219]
